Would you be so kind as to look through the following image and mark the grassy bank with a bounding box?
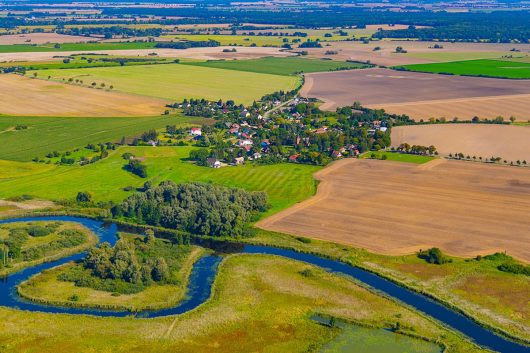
[360,151,436,164]
[0,254,489,352]
[0,221,97,277]
[18,245,205,312]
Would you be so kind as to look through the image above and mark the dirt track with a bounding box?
[392,124,530,161]
[0,74,167,117]
[257,159,530,262]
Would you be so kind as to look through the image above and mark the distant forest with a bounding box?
[1,5,530,42]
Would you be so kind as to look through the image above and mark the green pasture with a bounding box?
[183,57,369,76]
[361,151,436,164]
[397,59,530,79]
[28,63,300,104]
[0,114,205,162]
[0,55,174,71]
[0,41,157,53]
[0,146,321,216]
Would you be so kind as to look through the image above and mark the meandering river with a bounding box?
[0,216,527,353]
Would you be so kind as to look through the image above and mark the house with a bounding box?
[233,156,245,165]
[289,154,300,162]
[314,126,328,134]
[331,150,342,159]
[206,157,221,168]
[238,139,253,147]
[379,126,388,132]
[253,152,262,159]
[147,140,157,147]
[190,127,202,136]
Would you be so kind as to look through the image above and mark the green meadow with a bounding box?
[397,59,530,79]
[0,114,206,162]
[183,57,370,76]
[29,64,300,104]
[0,41,157,53]
[361,151,435,164]
[0,146,321,216]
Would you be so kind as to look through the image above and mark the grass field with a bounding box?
[247,228,530,342]
[397,59,530,79]
[0,146,321,216]
[0,41,157,53]
[0,115,206,162]
[361,151,435,164]
[0,254,486,353]
[183,57,370,76]
[31,63,300,104]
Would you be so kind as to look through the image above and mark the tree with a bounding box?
[151,257,169,281]
[76,191,93,203]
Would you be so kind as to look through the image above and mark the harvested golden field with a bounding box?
[0,46,293,63]
[0,33,91,45]
[392,124,530,161]
[0,74,167,117]
[257,159,530,262]
[300,68,530,120]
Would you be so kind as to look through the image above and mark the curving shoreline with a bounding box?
[0,216,528,353]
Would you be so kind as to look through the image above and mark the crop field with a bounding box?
[183,57,370,75]
[0,32,92,45]
[0,74,168,117]
[392,124,530,162]
[32,63,300,104]
[0,46,294,63]
[0,146,321,216]
[300,68,530,120]
[397,59,530,79]
[0,115,205,161]
[257,158,530,262]
[0,41,157,53]
[0,255,481,353]
[303,40,530,67]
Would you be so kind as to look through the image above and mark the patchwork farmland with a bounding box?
[300,68,530,120]
[257,158,530,262]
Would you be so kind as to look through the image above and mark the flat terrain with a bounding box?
[0,255,482,353]
[183,56,370,76]
[300,68,530,120]
[257,158,530,262]
[33,63,300,104]
[0,146,321,216]
[0,33,92,45]
[398,59,530,79]
[0,74,167,117]
[392,124,530,161]
[0,115,204,161]
[0,46,293,63]
[303,40,530,66]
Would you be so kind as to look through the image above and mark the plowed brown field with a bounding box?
[300,68,530,120]
[257,159,530,262]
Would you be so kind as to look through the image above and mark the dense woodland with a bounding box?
[112,182,268,237]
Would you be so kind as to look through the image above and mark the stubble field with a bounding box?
[257,158,530,262]
[392,124,530,161]
[0,74,167,117]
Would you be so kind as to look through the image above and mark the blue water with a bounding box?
[0,216,528,353]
